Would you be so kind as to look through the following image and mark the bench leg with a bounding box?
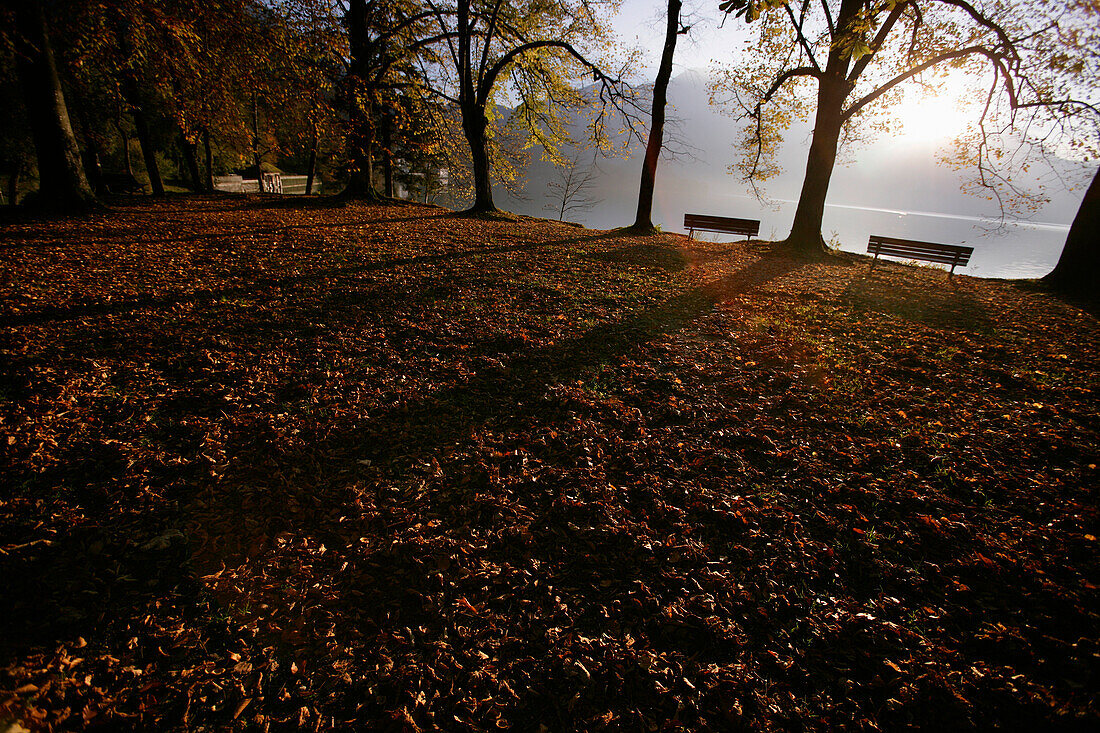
[869,252,880,272]
[688,228,695,240]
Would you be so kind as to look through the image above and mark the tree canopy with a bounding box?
[712,0,1097,256]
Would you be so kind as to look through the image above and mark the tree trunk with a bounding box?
[783,78,846,255]
[343,121,378,198]
[179,132,202,192]
[632,0,681,231]
[75,112,104,195]
[305,132,318,195]
[783,0,860,256]
[251,94,263,187]
[115,17,164,197]
[203,128,214,192]
[117,121,133,176]
[383,118,394,199]
[132,105,164,196]
[342,0,379,201]
[81,135,104,197]
[12,0,97,212]
[457,0,494,214]
[7,159,22,206]
[1043,167,1099,300]
[463,107,495,213]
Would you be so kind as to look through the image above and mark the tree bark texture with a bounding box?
[131,103,165,196]
[784,76,847,255]
[117,122,133,176]
[463,108,494,212]
[8,160,22,206]
[783,0,860,256]
[180,132,202,192]
[203,128,214,192]
[115,16,164,197]
[81,135,104,196]
[342,0,379,200]
[1044,167,1099,300]
[306,133,318,195]
[456,0,495,213]
[250,94,263,184]
[633,0,681,231]
[12,0,97,211]
[344,120,377,198]
[383,117,394,199]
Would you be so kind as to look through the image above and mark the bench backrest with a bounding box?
[868,235,974,266]
[684,213,760,235]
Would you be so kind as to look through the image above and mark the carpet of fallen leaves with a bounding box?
[1,196,1097,731]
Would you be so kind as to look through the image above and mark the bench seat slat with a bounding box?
[870,248,972,263]
[874,253,969,266]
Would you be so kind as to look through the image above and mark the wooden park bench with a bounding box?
[102,173,146,195]
[684,213,760,241]
[867,235,974,278]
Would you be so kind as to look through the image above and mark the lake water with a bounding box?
[517,170,1072,280]
[707,194,1069,279]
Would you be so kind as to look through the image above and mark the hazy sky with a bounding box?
[608,1,985,149]
[611,0,744,77]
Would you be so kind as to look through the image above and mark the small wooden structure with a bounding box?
[867,235,974,278]
[683,213,760,240]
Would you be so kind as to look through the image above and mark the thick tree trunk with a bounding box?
[342,0,379,201]
[12,0,97,212]
[132,105,165,196]
[783,78,846,255]
[7,161,22,206]
[782,0,860,256]
[632,0,681,231]
[76,112,104,195]
[117,122,133,176]
[1043,167,1099,299]
[457,0,494,214]
[463,107,495,213]
[250,94,263,186]
[343,122,378,198]
[179,132,202,192]
[383,118,394,199]
[305,133,318,195]
[81,135,104,196]
[203,128,214,192]
[115,17,164,197]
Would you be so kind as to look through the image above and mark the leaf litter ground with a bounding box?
[0,197,1097,730]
